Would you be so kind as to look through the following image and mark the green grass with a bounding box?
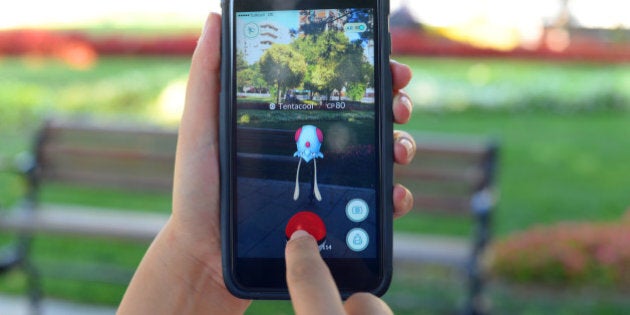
[396,111,630,236]
[396,56,630,113]
[0,56,191,130]
[1,55,630,311]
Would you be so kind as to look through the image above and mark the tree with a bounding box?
[292,29,371,101]
[334,43,365,99]
[346,83,366,101]
[259,44,307,104]
[237,64,266,93]
[236,50,248,71]
[309,63,336,101]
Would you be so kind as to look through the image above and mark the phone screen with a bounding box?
[226,0,389,294]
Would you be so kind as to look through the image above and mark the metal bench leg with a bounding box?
[464,259,485,315]
[25,259,43,315]
[463,211,492,315]
[0,237,42,315]
[18,235,43,315]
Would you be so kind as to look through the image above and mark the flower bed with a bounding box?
[491,210,630,286]
[0,29,197,58]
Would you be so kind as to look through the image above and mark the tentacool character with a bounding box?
[293,125,324,201]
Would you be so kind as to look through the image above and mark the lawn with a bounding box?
[1,55,630,313]
[395,110,630,236]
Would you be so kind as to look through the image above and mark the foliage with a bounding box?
[396,56,630,113]
[491,210,630,287]
[236,50,248,71]
[259,44,307,104]
[346,82,367,101]
[290,29,372,101]
[0,57,191,130]
[238,27,373,103]
[237,65,266,93]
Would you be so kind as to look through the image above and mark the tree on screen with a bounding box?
[259,44,307,104]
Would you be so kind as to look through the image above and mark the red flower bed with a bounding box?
[0,29,198,58]
[391,27,630,62]
[492,210,630,287]
[0,29,98,68]
[2,27,629,62]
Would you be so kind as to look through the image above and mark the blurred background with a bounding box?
[1,0,629,314]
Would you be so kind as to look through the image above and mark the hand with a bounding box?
[118,12,416,315]
[286,230,392,315]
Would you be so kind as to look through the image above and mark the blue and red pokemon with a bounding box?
[293,125,324,201]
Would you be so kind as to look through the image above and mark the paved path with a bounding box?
[0,295,116,315]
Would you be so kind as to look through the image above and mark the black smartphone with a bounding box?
[220,0,393,299]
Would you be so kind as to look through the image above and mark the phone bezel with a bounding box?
[220,0,393,299]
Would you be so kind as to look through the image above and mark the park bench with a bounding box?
[394,132,499,315]
[0,121,177,313]
[0,121,498,315]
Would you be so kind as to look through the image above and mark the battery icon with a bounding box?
[344,23,368,33]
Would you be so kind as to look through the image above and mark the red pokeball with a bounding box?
[285,211,326,244]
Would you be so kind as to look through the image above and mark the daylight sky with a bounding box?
[1,0,627,29]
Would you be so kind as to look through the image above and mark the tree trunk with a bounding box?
[277,81,281,104]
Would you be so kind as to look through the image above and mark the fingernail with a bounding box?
[399,94,413,113]
[290,230,312,240]
[403,187,413,209]
[400,138,415,161]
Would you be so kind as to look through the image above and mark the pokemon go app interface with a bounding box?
[235,8,377,259]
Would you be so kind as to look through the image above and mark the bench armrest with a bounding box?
[470,188,496,215]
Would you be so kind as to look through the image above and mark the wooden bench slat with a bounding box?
[0,204,169,242]
[42,145,175,161]
[44,153,173,171]
[45,124,177,156]
[38,142,175,191]
[414,144,489,157]
[42,154,174,179]
[46,122,178,139]
[393,233,470,268]
[41,171,173,192]
[412,194,472,215]
[395,166,483,187]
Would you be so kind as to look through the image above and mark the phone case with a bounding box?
[372,0,394,297]
[220,0,393,299]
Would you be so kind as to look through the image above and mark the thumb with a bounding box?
[285,230,345,315]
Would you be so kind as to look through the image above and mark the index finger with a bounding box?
[285,230,345,315]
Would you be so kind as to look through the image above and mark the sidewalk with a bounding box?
[0,294,116,315]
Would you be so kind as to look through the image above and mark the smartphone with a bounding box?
[220,0,393,299]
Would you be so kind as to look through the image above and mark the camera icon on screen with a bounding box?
[346,199,369,222]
